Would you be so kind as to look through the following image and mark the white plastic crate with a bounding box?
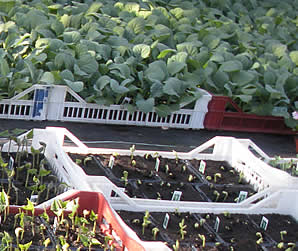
[0,84,212,129]
[4,127,297,221]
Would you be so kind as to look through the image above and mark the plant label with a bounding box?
[109,156,115,169]
[237,191,248,203]
[214,217,220,232]
[260,216,269,231]
[8,156,14,170]
[199,160,206,174]
[155,158,160,172]
[171,191,182,201]
[53,217,58,234]
[30,195,38,204]
[163,213,170,229]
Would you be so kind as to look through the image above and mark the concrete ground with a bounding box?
[0,119,296,157]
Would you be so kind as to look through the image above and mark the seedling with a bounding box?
[199,218,206,227]
[121,170,128,186]
[206,175,212,181]
[0,189,9,223]
[152,227,159,240]
[280,230,287,241]
[142,211,151,235]
[178,218,187,240]
[213,190,220,202]
[173,150,179,164]
[220,166,225,171]
[130,145,135,160]
[83,156,92,166]
[222,191,228,201]
[214,173,221,183]
[165,164,170,174]
[277,242,284,249]
[198,234,206,248]
[188,174,194,182]
[131,159,136,166]
[75,159,82,165]
[256,232,263,245]
[238,171,244,184]
[194,222,199,229]
[181,165,186,173]
[223,211,231,218]
[172,240,179,251]
[15,227,24,248]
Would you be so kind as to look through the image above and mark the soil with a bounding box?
[117,210,298,251]
[0,152,63,206]
[69,153,256,203]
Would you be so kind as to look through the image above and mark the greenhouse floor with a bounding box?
[0,119,296,158]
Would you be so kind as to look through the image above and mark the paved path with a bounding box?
[0,119,296,157]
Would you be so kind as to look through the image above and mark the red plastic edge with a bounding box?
[8,191,145,251]
[204,95,296,135]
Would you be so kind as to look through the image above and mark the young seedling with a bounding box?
[15,227,24,248]
[280,230,287,241]
[200,218,206,227]
[277,242,284,249]
[152,227,159,240]
[173,150,179,164]
[222,191,229,202]
[165,164,170,174]
[0,189,9,223]
[287,243,296,251]
[22,199,35,236]
[89,210,98,234]
[19,241,33,251]
[178,218,187,240]
[213,190,220,202]
[198,234,206,248]
[256,232,263,245]
[223,211,231,218]
[142,211,151,235]
[121,170,128,186]
[238,171,244,184]
[188,174,194,182]
[214,173,221,183]
[83,156,92,166]
[206,175,212,181]
[0,231,13,251]
[172,240,179,251]
[130,145,135,160]
[75,159,82,165]
[194,222,200,229]
[181,165,186,173]
[131,159,136,166]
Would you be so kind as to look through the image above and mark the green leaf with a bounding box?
[110,79,129,94]
[133,44,151,59]
[60,70,74,81]
[0,58,9,77]
[231,71,255,85]
[136,98,154,113]
[127,17,145,34]
[264,71,276,85]
[64,79,84,93]
[289,51,298,66]
[63,31,81,43]
[155,104,172,117]
[163,78,182,96]
[167,62,186,76]
[157,49,176,59]
[219,60,243,72]
[272,44,287,58]
[235,95,252,103]
[145,61,167,81]
[77,54,98,74]
[0,0,15,14]
[213,70,229,87]
[40,72,54,84]
[96,75,110,90]
[150,82,163,98]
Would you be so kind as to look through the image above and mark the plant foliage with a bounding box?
[0,0,297,125]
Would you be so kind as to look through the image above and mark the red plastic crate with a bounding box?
[10,190,145,251]
[204,96,296,135]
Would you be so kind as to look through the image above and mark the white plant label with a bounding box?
[163,213,170,229]
[199,160,206,174]
[171,191,182,201]
[53,217,58,234]
[30,195,38,204]
[109,155,115,169]
[260,216,269,231]
[237,191,248,203]
[8,156,14,170]
[214,216,220,232]
[155,158,160,172]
